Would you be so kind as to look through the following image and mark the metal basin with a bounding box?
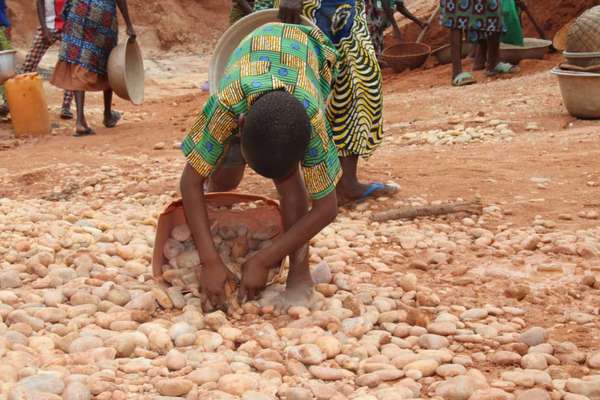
[107,38,145,105]
[209,10,317,94]
[0,50,17,84]
[563,50,600,68]
[500,38,552,64]
[552,67,600,119]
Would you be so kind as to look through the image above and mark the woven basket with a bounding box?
[566,6,600,53]
[381,42,431,73]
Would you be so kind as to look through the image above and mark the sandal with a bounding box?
[74,127,95,137]
[452,72,477,87]
[356,182,399,203]
[103,111,122,128]
[486,62,520,77]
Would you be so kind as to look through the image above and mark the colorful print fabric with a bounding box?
[440,0,506,42]
[182,23,342,200]
[254,0,384,158]
[59,0,118,76]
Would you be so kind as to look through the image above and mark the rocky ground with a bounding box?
[0,36,600,400]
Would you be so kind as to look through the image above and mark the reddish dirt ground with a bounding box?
[1,54,599,229]
[1,3,600,397]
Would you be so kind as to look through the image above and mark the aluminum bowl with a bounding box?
[563,50,600,68]
[0,49,17,84]
[209,10,317,94]
[552,67,600,119]
[107,38,145,105]
[500,38,552,64]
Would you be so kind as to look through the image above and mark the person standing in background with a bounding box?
[254,0,399,203]
[51,0,136,137]
[0,0,11,117]
[8,0,75,120]
[472,0,524,71]
[366,0,426,62]
[440,0,519,87]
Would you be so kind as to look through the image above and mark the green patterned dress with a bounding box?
[254,0,383,159]
[182,23,342,200]
[439,0,506,42]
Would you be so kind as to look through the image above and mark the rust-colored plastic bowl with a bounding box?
[152,192,284,279]
[381,42,431,73]
[108,37,145,105]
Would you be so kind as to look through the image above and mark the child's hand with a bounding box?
[41,28,53,45]
[127,25,137,40]
[239,256,270,302]
[199,260,234,311]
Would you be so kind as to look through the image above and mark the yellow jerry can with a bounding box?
[5,73,51,137]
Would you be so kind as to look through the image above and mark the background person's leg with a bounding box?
[450,28,463,80]
[61,91,75,119]
[103,89,121,128]
[486,32,501,72]
[74,91,93,136]
[19,28,49,75]
[473,39,487,71]
[337,155,366,198]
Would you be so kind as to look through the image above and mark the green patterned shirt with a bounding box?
[182,23,342,200]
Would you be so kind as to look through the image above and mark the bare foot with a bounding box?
[103,111,122,128]
[258,278,315,312]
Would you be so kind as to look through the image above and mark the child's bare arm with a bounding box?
[180,164,233,308]
[239,170,337,301]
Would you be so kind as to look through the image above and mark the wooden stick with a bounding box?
[521,4,547,40]
[371,200,483,222]
[416,7,439,44]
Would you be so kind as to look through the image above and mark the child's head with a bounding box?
[241,90,311,180]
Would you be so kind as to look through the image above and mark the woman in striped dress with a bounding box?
[255,0,398,203]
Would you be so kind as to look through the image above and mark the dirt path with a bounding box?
[1,50,600,399]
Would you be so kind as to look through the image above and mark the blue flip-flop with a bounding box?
[356,182,398,203]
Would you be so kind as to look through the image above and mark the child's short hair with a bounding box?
[241,90,311,180]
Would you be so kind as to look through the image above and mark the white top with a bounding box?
[44,0,57,30]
